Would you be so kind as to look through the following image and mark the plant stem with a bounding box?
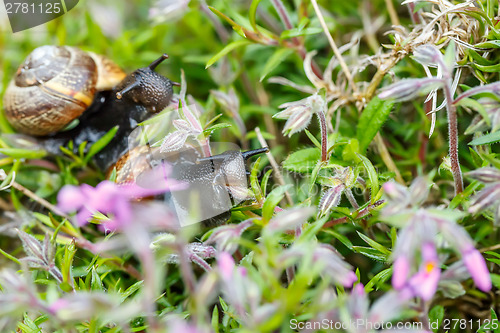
[271,0,324,79]
[191,253,212,272]
[374,133,404,184]
[6,178,70,219]
[316,111,329,162]
[270,0,293,30]
[384,0,400,26]
[444,84,464,194]
[310,0,357,94]
[200,0,229,43]
[323,200,384,228]
[406,2,421,24]
[255,127,294,205]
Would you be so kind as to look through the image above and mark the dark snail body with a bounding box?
[42,60,174,171]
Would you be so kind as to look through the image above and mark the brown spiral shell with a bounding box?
[3,45,126,136]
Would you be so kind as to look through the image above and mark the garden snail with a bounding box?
[3,45,175,171]
[3,45,267,227]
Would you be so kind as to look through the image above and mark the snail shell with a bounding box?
[3,45,126,136]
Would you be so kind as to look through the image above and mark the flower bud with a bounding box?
[378,78,442,102]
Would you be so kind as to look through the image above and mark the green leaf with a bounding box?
[485,251,500,259]
[202,123,232,135]
[61,241,76,287]
[365,268,392,292]
[466,49,495,66]
[283,147,321,173]
[250,157,264,202]
[429,305,444,332]
[474,40,500,48]
[342,139,360,162]
[262,184,292,223]
[309,161,324,194]
[352,246,388,262]
[305,129,321,149]
[260,48,294,81]
[120,281,144,302]
[211,305,220,332]
[206,39,251,68]
[469,131,500,145]
[249,0,263,32]
[0,247,21,264]
[91,266,103,291]
[356,231,392,255]
[444,40,456,70]
[458,8,492,26]
[322,229,353,249]
[357,97,394,152]
[208,6,246,37]
[474,62,500,72]
[84,126,119,163]
[260,168,273,195]
[356,154,379,201]
[0,148,46,159]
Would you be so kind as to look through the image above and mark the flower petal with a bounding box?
[462,247,492,292]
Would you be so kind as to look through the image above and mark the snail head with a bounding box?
[115,54,178,113]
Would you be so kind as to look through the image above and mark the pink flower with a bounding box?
[462,246,492,292]
[392,256,410,290]
[406,243,441,300]
[217,252,235,281]
[57,174,183,230]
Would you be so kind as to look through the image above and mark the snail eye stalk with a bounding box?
[148,54,169,71]
[116,80,140,100]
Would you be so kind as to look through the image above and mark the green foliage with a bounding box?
[357,97,394,153]
[0,0,499,331]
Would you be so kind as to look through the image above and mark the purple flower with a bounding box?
[217,251,236,281]
[343,283,415,330]
[280,243,357,288]
[273,93,326,137]
[318,183,345,217]
[216,252,259,321]
[468,167,500,225]
[317,166,362,216]
[382,177,492,297]
[266,207,315,233]
[48,292,119,322]
[205,219,253,254]
[392,256,411,290]
[406,243,441,300]
[461,246,492,292]
[166,317,208,333]
[378,77,443,102]
[57,177,181,230]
